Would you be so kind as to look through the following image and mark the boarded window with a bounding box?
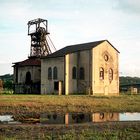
[72,67,77,79]
[79,67,85,80]
[109,68,113,81]
[99,67,104,80]
[48,67,52,80]
[53,67,58,80]
[54,81,59,90]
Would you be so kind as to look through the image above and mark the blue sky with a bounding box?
[0,0,140,76]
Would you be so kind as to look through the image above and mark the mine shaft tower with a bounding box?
[28,18,55,57]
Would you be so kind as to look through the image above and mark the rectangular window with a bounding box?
[72,67,77,79]
[79,67,85,80]
[54,81,59,90]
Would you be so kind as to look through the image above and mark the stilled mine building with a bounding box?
[13,18,119,95]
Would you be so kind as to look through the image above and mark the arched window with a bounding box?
[109,68,113,81]
[48,67,52,80]
[25,71,31,84]
[72,67,77,79]
[99,113,104,120]
[99,67,104,80]
[79,67,85,80]
[53,67,58,79]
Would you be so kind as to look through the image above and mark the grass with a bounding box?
[0,94,140,114]
[0,122,140,139]
[0,94,140,139]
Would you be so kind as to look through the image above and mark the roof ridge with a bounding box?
[48,40,106,55]
[66,40,106,47]
[42,40,119,59]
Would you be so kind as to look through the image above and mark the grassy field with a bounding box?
[0,94,140,114]
[0,95,140,139]
[0,121,140,140]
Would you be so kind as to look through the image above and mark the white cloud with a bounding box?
[115,0,140,14]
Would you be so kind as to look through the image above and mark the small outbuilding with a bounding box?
[13,57,41,94]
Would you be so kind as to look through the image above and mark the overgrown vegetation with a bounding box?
[0,74,13,94]
[0,122,140,139]
[0,95,140,114]
[0,94,140,139]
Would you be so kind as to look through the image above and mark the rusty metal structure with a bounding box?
[13,18,56,94]
[28,18,56,57]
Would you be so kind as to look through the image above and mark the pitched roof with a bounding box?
[13,57,41,67]
[42,40,119,58]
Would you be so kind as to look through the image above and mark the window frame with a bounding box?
[72,66,77,79]
[99,67,104,80]
[48,67,52,80]
[25,71,32,84]
[109,68,113,81]
[53,66,58,80]
[79,67,85,80]
[54,81,59,91]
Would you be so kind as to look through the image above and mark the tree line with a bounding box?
[0,74,13,90]
[120,76,140,85]
[1,74,140,89]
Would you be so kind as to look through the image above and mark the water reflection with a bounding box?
[0,112,140,125]
[40,113,65,124]
[92,113,119,122]
[40,113,119,124]
[120,113,140,121]
[40,113,92,124]
[0,115,21,124]
[0,115,13,122]
[66,113,91,124]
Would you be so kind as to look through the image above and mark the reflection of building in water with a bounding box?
[40,113,119,124]
[40,113,65,124]
[40,113,91,125]
[65,113,91,125]
[92,113,119,122]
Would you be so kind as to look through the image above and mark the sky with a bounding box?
[0,0,140,77]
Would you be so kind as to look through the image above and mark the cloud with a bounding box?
[115,0,140,14]
[0,0,140,76]
[0,63,13,75]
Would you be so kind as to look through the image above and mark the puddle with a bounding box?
[120,113,140,121]
[0,112,140,125]
[0,115,13,122]
[0,115,21,124]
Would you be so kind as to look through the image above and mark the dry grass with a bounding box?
[0,95,140,114]
[0,121,140,139]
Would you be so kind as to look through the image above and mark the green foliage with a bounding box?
[120,76,140,85]
[0,74,13,92]
[0,74,13,81]
[3,80,13,90]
